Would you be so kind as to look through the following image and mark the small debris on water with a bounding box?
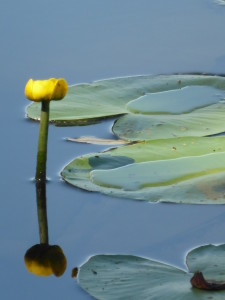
[72,267,78,278]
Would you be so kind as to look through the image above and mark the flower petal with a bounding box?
[25,78,68,102]
[52,78,68,100]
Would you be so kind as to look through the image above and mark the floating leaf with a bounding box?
[78,245,225,300]
[187,244,225,281]
[90,152,225,190]
[113,104,225,141]
[26,75,225,126]
[67,136,129,145]
[126,86,224,115]
[61,136,225,204]
[113,83,225,141]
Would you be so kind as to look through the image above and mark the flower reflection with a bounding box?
[25,244,67,277]
[24,181,67,277]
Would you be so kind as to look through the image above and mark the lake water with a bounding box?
[1,0,225,299]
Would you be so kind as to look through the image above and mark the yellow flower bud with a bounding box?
[25,78,68,102]
[24,244,67,277]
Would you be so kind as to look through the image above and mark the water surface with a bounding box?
[1,0,225,299]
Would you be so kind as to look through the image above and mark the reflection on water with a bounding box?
[25,244,66,277]
[36,181,49,244]
[24,181,67,277]
[215,0,225,5]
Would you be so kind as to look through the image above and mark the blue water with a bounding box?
[1,0,225,299]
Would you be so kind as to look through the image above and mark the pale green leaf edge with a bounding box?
[61,136,225,204]
[78,244,225,300]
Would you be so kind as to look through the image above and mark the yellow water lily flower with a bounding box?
[24,244,67,277]
[25,78,68,102]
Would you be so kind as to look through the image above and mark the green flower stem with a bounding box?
[35,101,50,181]
[36,180,49,244]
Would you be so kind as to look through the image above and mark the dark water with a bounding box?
[1,0,225,299]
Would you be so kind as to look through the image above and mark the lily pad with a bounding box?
[113,83,225,141]
[126,86,224,115]
[26,75,225,126]
[113,103,225,141]
[90,152,225,190]
[187,245,225,281]
[61,136,225,204]
[78,244,225,300]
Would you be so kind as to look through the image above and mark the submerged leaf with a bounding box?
[78,245,225,299]
[61,136,225,204]
[67,136,130,145]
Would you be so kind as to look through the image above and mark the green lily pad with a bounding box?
[126,86,224,115]
[78,245,225,300]
[26,75,225,125]
[61,136,225,204]
[187,245,225,281]
[90,152,225,190]
[113,102,225,141]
